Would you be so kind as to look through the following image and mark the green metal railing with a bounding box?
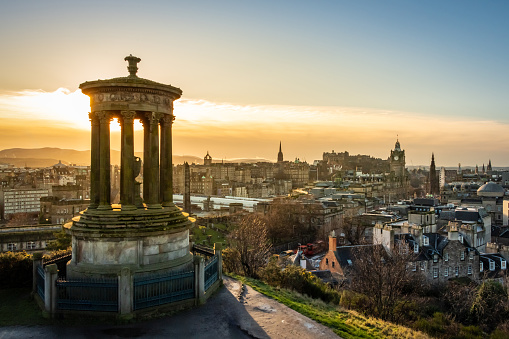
[133,269,195,310]
[204,255,219,291]
[56,277,118,312]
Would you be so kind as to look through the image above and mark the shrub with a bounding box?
[0,251,33,288]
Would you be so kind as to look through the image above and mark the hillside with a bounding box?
[0,148,273,167]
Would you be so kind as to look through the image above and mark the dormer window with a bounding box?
[414,244,419,253]
[490,260,495,271]
[502,260,507,270]
[423,236,429,246]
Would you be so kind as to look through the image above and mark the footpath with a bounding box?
[0,277,340,339]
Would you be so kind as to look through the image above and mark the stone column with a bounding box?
[120,111,136,210]
[89,112,100,209]
[44,264,58,316]
[118,267,133,317]
[97,111,112,210]
[143,112,161,209]
[194,255,205,305]
[160,113,175,207]
[32,252,43,295]
[214,243,223,282]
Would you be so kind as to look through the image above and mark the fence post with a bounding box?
[194,255,205,304]
[32,252,43,295]
[214,243,223,282]
[119,267,133,318]
[44,264,58,316]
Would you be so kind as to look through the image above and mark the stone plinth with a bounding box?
[67,205,192,279]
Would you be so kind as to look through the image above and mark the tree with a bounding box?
[338,216,370,245]
[349,245,421,322]
[45,228,71,251]
[263,199,317,245]
[227,214,271,278]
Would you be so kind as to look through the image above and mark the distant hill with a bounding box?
[0,148,273,167]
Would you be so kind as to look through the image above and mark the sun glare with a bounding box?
[0,88,148,132]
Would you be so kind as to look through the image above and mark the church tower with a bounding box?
[204,151,212,166]
[429,153,439,195]
[277,141,284,163]
[389,138,406,183]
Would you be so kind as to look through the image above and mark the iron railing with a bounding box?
[56,277,118,312]
[36,265,45,300]
[204,255,219,291]
[133,270,195,310]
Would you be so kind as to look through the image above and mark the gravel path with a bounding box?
[0,277,340,339]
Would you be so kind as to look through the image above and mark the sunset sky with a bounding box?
[1,1,509,167]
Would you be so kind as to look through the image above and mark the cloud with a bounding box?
[0,88,507,166]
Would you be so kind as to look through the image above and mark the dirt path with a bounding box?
[0,277,340,339]
[222,277,340,338]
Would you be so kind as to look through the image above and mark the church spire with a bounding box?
[277,141,284,163]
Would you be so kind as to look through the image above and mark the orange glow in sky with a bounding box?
[0,88,506,167]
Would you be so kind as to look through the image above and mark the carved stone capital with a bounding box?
[143,112,163,125]
[160,114,175,126]
[88,112,100,126]
[120,110,136,121]
[94,111,111,123]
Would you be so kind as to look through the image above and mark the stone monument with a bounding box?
[67,55,192,278]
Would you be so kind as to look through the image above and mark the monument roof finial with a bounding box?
[124,54,141,77]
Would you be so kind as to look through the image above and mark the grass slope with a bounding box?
[0,288,49,326]
[233,275,429,339]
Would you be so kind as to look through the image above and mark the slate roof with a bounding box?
[311,270,339,285]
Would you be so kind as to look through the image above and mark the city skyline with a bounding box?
[1,1,508,166]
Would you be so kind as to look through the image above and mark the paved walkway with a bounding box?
[0,277,340,339]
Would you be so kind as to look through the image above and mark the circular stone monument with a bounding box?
[66,55,192,278]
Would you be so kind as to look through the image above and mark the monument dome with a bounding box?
[477,182,505,197]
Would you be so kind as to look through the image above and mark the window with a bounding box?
[26,241,36,250]
[332,261,335,268]
[468,265,472,275]
[444,267,449,277]
[423,236,429,246]
[414,244,419,253]
[433,268,438,278]
[480,262,484,272]
[469,252,473,260]
[412,262,417,271]
[444,252,449,262]
[459,235,463,243]
[455,267,459,276]
[502,260,507,270]
[7,243,16,251]
[420,262,425,271]
[326,258,329,265]
[433,254,438,263]
[461,251,465,261]
[490,260,495,271]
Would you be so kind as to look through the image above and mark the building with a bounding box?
[429,153,439,195]
[0,188,49,220]
[0,224,61,253]
[389,138,406,185]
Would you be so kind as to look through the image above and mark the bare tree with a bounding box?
[262,199,317,245]
[339,216,370,245]
[349,245,421,322]
[228,214,272,278]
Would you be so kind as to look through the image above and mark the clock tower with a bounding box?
[390,138,406,182]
